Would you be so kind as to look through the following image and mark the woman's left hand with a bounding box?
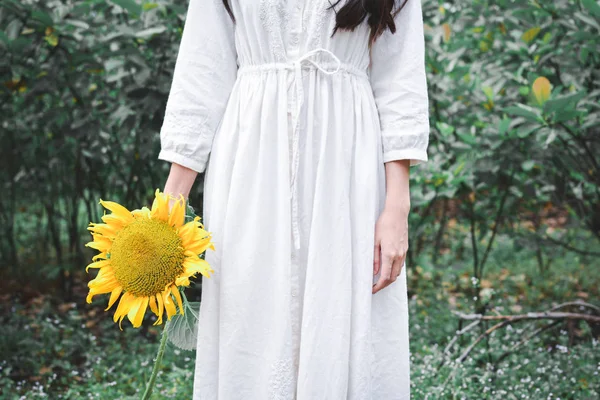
[372,206,409,294]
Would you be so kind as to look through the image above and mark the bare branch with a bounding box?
[549,300,600,313]
[495,320,562,365]
[452,310,600,324]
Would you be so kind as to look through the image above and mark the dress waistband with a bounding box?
[237,59,369,79]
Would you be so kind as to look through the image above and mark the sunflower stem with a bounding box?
[141,325,168,400]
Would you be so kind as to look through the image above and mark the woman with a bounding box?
[159,0,429,398]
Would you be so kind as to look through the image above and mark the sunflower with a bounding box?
[85,189,214,329]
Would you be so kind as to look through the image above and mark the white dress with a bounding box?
[157,0,430,399]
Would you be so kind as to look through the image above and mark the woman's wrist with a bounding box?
[383,159,411,214]
[384,198,411,215]
[164,162,198,209]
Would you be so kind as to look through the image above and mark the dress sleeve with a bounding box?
[369,0,430,166]
[158,0,238,173]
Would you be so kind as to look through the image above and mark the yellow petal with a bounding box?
[150,188,169,222]
[149,295,158,316]
[87,222,119,238]
[183,257,214,277]
[99,199,134,223]
[100,213,128,228]
[112,292,134,331]
[132,206,151,220]
[117,314,127,330]
[105,286,123,311]
[175,276,191,286]
[155,293,164,325]
[92,252,108,262]
[87,276,118,298]
[168,193,186,228]
[88,267,115,287]
[183,235,213,256]
[85,237,112,253]
[86,259,111,273]
[113,292,133,323]
[163,290,177,320]
[126,297,144,327]
[170,285,184,315]
[177,220,197,241]
[129,297,149,328]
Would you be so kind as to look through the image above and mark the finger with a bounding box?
[390,256,403,281]
[372,252,394,294]
[373,242,381,275]
[397,254,406,277]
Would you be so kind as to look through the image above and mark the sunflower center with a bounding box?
[109,218,185,297]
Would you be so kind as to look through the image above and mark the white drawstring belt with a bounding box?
[288,48,341,250]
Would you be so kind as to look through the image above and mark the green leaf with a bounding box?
[482,86,494,100]
[9,37,32,52]
[516,124,540,139]
[0,31,9,48]
[542,32,552,43]
[544,91,585,114]
[498,117,511,136]
[521,27,540,44]
[65,19,91,30]
[574,11,600,30]
[522,160,535,171]
[554,109,580,123]
[457,132,477,145]
[435,122,455,137]
[165,298,199,351]
[111,0,142,16]
[143,3,160,11]
[504,104,544,123]
[185,203,198,223]
[582,0,600,18]
[135,26,166,38]
[31,10,54,27]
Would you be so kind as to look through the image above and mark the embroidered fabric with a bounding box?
[268,357,296,400]
[302,0,333,48]
[379,110,430,163]
[259,0,289,61]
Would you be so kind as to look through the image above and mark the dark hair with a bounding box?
[222,0,409,44]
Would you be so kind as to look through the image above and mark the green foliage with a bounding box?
[0,0,190,273]
[0,299,194,399]
[407,229,599,398]
[409,0,600,287]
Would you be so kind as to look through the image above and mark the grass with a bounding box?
[0,230,598,399]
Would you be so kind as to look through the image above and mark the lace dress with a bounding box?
[158,0,430,399]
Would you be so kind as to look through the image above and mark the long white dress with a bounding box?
[158,0,430,398]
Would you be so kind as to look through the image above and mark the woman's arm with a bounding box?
[159,0,238,199]
[369,0,430,294]
[372,160,411,294]
[164,163,198,204]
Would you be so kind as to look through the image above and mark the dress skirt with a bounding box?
[192,65,411,399]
